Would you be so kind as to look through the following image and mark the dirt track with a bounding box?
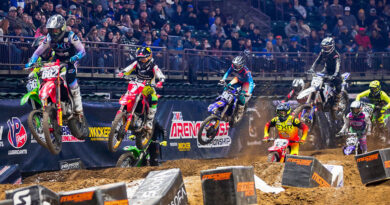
[1,147,390,204]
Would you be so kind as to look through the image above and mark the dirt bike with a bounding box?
[361,102,390,143]
[265,138,299,162]
[116,136,166,167]
[337,132,362,155]
[197,82,241,145]
[108,76,155,152]
[21,63,49,149]
[30,59,89,154]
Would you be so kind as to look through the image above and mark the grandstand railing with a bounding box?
[1,35,390,80]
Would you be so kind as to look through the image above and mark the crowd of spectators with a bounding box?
[0,0,389,73]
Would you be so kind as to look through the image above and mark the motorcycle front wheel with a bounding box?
[108,111,126,152]
[68,116,90,140]
[267,152,280,162]
[42,105,62,155]
[116,152,137,168]
[198,115,221,145]
[28,109,47,149]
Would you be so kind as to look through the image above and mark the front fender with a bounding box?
[208,100,226,113]
[297,87,316,100]
[119,94,135,106]
[21,92,41,106]
[39,81,56,103]
[123,146,142,158]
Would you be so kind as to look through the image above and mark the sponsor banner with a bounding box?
[0,99,265,173]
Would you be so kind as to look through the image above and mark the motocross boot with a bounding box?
[145,107,156,133]
[234,104,246,123]
[70,84,84,115]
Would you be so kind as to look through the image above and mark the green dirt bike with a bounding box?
[362,102,390,143]
[116,134,167,167]
[22,61,48,149]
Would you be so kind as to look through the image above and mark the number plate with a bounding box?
[311,76,323,87]
[41,65,59,79]
[26,79,38,91]
[221,91,234,103]
[274,139,289,147]
[346,136,358,146]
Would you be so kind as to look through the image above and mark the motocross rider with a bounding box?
[118,46,166,132]
[263,103,309,155]
[356,80,390,127]
[283,78,306,102]
[308,37,342,108]
[337,101,371,153]
[219,55,255,117]
[25,14,86,115]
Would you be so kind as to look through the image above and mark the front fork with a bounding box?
[124,94,141,131]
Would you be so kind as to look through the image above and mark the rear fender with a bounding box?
[39,81,56,103]
[297,87,316,101]
[208,100,226,113]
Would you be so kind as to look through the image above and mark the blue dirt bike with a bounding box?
[197,82,242,145]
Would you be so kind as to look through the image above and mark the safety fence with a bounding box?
[1,36,390,80]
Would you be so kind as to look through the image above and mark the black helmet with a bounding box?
[232,56,244,71]
[136,46,153,67]
[46,14,66,42]
[276,103,291,122]
[321,37,335,54]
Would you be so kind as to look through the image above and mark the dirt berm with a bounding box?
[1,148,390,204]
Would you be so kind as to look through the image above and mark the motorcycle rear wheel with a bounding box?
[116,152,137,168]
[108,111,126,152]
[28,109,47,149]
[198,115,220,145]
[42,105,62,155]
[267,152,280,162]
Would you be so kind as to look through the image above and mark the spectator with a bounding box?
[345,0,358,16]
[33,11,42,28]
[47,2,54,16]
[211,39,222,57]
[244,39,253,52]
[121,14,133,28]
[265,32,276,45]
[69,5,78,16]
[307,30,321,53]
[215,7,225,22]
[236,18,248,37]
[338,26,355,52]
[293,0,307,19]
[197,6,210,30]
[7,6,20,31]
[298,18,311,39]
[238,37,246,51]
[370,29,386,52]
[319,0,331,18]
[151,2,167,29]
[98,27,107,41]
[230,29,240,51]
[0,19,10,42]
[357,9,369,29]
[342,6,357,31]
[209,10,216,26]
[22,13,34,36]
[332,18,344,37]
[262,41,276,59]
[161,23,171,34]
[288,37,303,52]
[249,26,263,51]
[329,0,343,18]
[222,39,233,51]
[39,15,46,28]
[170,24,183,36]
[163,0,175,19]
[139,11,152,31]
[121,27,139,45]
[355,27,371,50]
[275,35,288,52]
[210,16,225,36]
[335,39,345,53]
[184,4,197,27]
[285,16,299,38]
[367,8,379,25]
[224,16,236,38]
[172,5,186,26]
[34,24,48,38]
[153,30,169,47]
[93,4,106,23]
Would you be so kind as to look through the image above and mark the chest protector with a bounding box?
[135,62,155,80]
[50,31,77,60]
[275,115,298,139]
[348,112,366,130]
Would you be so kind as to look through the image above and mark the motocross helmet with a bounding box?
[292,78,305,93]
[369,80,381,96]
[276,103,291,122]
[350,101,362,117]
[46,14,66,42]
[321,37,335,54]
[136,46,153,69]
[232,56,244,72]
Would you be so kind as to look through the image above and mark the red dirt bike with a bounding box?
[265,138,299,162]
[33,59,89,154]
[108,76,155,152]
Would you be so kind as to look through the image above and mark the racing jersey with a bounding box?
[122,60,165,83]
[264,115,308,142]
[29,31,85,63]
[356,90,390,109]
[340,112,371,133]
[222,65,255,94]
[311,50,341,76]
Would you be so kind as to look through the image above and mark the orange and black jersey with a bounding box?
[264,115,308,142]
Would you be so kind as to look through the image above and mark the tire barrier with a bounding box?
[282,155,332,188]
[0,165,21,184]
[5,185,59,204]
[200,166,257,205]
[130,168,188,205]
[355,148,390,184]
[59,182,128,205]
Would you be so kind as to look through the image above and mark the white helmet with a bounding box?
[232,56,244,71]
[292,78,305,93]
[350,101,362,117]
